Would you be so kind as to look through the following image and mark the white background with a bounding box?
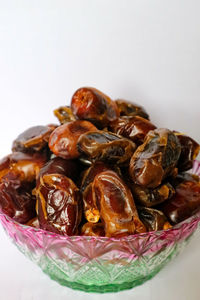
[0,1,200,299]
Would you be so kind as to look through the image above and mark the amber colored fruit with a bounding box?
[0,152,47,183]
[115,99,149,119]
[129,128,181,188]
[131,182,175,207]
[138,207,172,231]
[49,120,97,159]
[71,87,119,128]
[12,125,54,153]
[77,130,135,165]
[109,115,156,144]
[54,106,76,124]
[92,170,146,237]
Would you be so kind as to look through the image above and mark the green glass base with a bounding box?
[42,245,179,293]
[44,267,162,293]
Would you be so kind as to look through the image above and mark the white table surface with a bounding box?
[0,1,200,299]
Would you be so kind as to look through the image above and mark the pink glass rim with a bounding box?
[0,160,200,243]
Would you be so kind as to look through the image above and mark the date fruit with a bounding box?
[71,87,119,128]
[131,182,175,207]
[49,120,97,159]
[159,179,200,224]
[77,131,136,165]
[0,152,47,183]
[109,115,156,144]
[12,125,54,153]
[115,99,149,119]
[37,173,82,235]
[138,207,172,231]
[92,170,146,237]
[175,132,200,171]
[54,106,76,124]
[129,128,181,188]
[0,172,36,223]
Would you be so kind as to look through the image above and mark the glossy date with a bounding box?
[0,172,36,223]
[138,207,172,231]
[115,99,149,119]
[12,125,54,153]
[92,170,146,237]
[36,173,82,235]
[131,182,175,207]
[49,120,97,159]
[77,131,136,165]
[158,179,200,224]
[71,87,119,128]
[109,115,156,144]
[129,128,181,188]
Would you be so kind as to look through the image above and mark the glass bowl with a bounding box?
[0,161,200,293]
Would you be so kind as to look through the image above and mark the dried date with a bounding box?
[115,99,149,119]
[49,120,97,159]
[54,106,76,124]
[71,87,119,128]
[174,132,200,171]
[158,179,200,224]
[138,207,172,231]
[77,131,136,165]
[12,125,54,153]
[131,182,175,207]
[0,172,36,223]
[129,128,181,188]
[109,115,156,144]
[0,152,47,183]
[92,170,146,237]
[36,173,82,235]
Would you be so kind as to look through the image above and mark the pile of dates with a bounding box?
[0,87,200,237]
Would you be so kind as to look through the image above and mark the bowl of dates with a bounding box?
[0,87,200,293]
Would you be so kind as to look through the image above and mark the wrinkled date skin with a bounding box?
[81,161,121,192]
[37,173,82,235]
[158,179,200,224]
[81,222,105,237]
[138,207,172,231]
[129,128,181,188]
[81,163,111,223]
[115,99,149,120]
[81,162,119,223]
[54,106,76,124]
[77,131,136,165]
[174,132,200,171]
[0,172,36,223]
[92,170,146,237]
[131,182,175,207]
[109,115,156,144]
[12,125,54,153]
[49,120,97,159]
[37,157,79,185]
[71,87,119,128]
[0,152,47,182]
